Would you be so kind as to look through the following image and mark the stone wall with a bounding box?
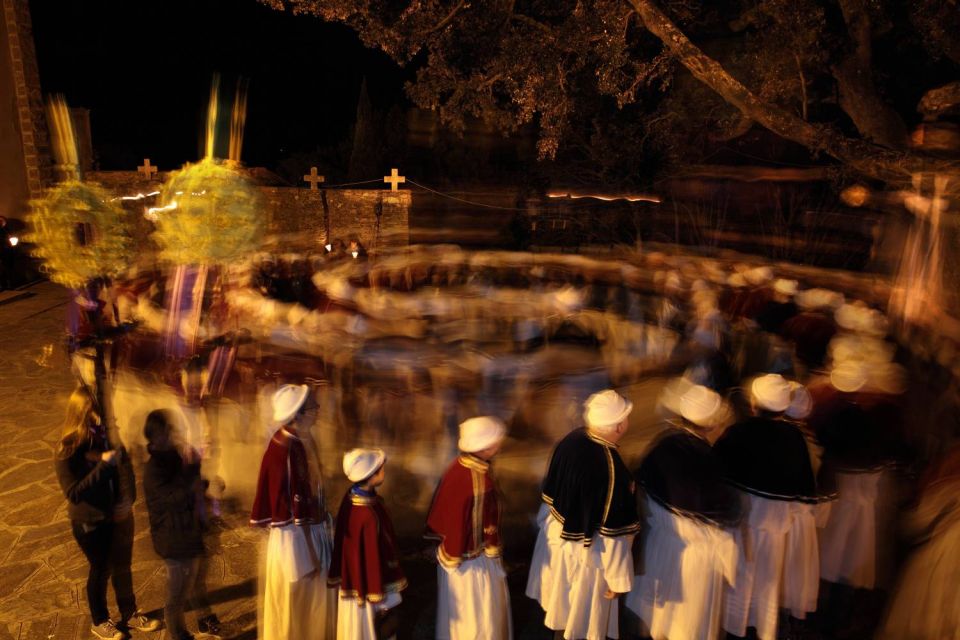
[86,170,410,255]
[1,0,52,218]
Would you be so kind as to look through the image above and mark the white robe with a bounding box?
[436,551,512,640]
[626,498,738,640]
[263,523,338,640]
[877,479,960,639]
[336,591,402,640]
[723,493,820,640]
[818,469,882,589]
[525,504,635,640]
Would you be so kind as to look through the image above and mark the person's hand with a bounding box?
[603,588,620,600]
[100,450,119,465]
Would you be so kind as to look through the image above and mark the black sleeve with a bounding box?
[54,450,110,505]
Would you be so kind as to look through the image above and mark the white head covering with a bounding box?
[679,384,723,427]
[583,389,633,429]
[830,360,868,393]
[785,381,812,419]
[458,416,507,453]
[727,272,748,288]
[796,288,843,311]
[867,362,908,395]
[750,374,792,413]
[745,266,774,286]
[272,384,310,424]
[659,376,695,417]
[342,448,386,483]
[835,303,862,331]
[773,279,799,297]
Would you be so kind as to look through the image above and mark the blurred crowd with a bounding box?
[52,246,960,639]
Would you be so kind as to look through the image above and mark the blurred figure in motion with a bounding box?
[143,409,222,640]
[330,449,406,640]
[626,383,742,640]
[714,374,822,640]
[426,416,511,640]
[54,386,159,640]
[251,385,336,639]
[526,390,640,640]
[877,445,960,639]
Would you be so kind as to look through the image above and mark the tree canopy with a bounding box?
[261,0,960,186]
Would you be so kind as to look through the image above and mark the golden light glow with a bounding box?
[546,191,661,203]
[840,184,870,208]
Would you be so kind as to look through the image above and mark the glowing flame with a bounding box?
[546,191,661,203]
[9,236,18,247]
[351,251,359,259]
[325,244,332,252]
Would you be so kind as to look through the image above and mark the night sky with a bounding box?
[29,0,411,171]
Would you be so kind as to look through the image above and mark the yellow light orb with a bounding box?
[152,157,263,265]
[27,180,133,288]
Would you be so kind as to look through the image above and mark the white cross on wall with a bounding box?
[384,168,406,191]
[138,158,158,181]
[303,167,325,190]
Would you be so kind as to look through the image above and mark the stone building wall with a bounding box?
[1,0,52,218]
[86,170,410,255]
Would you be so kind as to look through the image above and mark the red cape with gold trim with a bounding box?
[329,489,407,603]
[425,454,502,568]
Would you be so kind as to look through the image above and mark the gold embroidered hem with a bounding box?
[338,578,408,605]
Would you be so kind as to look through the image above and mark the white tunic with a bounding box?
[525,504,635,640]
[626,498,738,640]
[818,469,882,589]
[723,493,819,640]
[877,478,960,639]
[263,523,338,640]
[336,591,402,640]
[436,551,512,640]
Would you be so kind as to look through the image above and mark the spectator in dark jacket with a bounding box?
[143,409,221,640]
[54,386,159,640]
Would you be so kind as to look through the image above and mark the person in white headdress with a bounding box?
[526,390,641,640]
[426,417,511,639]
[714,374,822,640]
[329,449,406,640]
[626,383,742,640]
[250,384,336,640]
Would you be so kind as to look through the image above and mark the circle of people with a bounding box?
[58,259,924,640]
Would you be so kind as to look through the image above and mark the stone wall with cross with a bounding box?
[85,170,410,253]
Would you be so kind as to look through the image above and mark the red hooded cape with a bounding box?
[425,454,502,568]
[329,488,407,604]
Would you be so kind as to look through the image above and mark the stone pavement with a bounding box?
[0,281,678,640]
[0,282,260,640]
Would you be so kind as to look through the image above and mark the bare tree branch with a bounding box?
[625,0,948,184]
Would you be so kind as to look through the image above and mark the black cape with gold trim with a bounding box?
[638,427,743,527]
[541,427,640,545]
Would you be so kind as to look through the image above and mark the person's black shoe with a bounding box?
[197,615,222,638]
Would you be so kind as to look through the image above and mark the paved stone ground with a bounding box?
[0,283,261,640]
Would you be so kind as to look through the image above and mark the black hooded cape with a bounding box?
[541,428,640,545]
[713,416,819,503]
[637,427,743,527]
